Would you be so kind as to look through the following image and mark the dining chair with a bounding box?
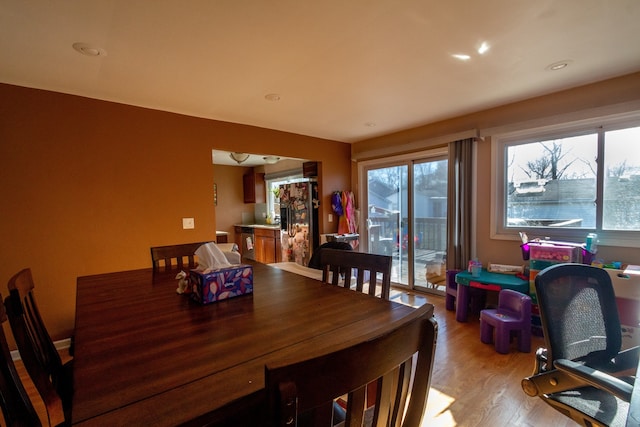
[150,241,211,272]
[318,248,392,300]
[5,268,72,424]
[265,303,437,427]
[522,263,638,427]
[0,295,45,427]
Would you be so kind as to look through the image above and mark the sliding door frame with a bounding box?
[358,147,448,290]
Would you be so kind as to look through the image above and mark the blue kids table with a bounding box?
[455,269,529,322]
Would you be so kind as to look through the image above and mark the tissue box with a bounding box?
[189,265,253,304]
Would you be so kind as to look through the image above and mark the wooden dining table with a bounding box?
[71,260,433,426]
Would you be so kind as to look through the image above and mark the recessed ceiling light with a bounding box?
[265,93,281,101]
[546,60,572,71]
[477,42,490,55]
[452,54,471,61]
[72,42,107,57]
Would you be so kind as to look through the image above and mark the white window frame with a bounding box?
[491,111,640,248]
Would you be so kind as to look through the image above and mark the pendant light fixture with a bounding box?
[229,152,250,164]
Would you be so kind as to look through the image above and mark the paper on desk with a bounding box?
[194,242,232,273]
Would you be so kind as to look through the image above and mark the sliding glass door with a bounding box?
[412,158,448,292]
[366,164,408,283]
[363,150,447,293]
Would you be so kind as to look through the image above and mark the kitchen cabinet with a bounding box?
[254,227,281,263]
[243,171,265,203]
[233,225,281,263]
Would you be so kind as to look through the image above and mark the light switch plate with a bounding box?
[182,217,195,229]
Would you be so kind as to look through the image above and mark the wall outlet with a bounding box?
[328,214,333,223]
[182,217,195,229]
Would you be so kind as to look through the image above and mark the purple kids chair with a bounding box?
[446,269,486,317]
[480,289,532,354]
[445,269,460,311]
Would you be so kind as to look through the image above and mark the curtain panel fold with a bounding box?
[447,138,474,271]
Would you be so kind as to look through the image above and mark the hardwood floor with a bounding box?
[4,292,578,427]
[391,290,578,427]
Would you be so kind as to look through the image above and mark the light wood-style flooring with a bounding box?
[390,290,578,426]
[5,291,577,426]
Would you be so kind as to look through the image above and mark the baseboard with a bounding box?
[10,337,72,361]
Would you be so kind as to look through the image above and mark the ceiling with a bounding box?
[2,1,640,144]
[212,150,304,167]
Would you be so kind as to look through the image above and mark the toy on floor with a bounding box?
[425,260,446,289]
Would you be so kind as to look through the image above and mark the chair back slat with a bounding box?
[150,241,212,272]
[319,249,392,300]
[265,303,437,427]
[345,386,366,426]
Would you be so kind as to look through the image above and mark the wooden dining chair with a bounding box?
[5,268,71,425]
[265,303,437,427]
[150,241,211,272]
[0,295,45,427]
[319,248,392,300]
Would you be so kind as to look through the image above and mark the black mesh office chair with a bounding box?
[307,241,352,270]
[522,263,638,427]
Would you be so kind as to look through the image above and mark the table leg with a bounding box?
[456,284,470,322]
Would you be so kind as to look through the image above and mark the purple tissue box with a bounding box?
[189,265,253,304]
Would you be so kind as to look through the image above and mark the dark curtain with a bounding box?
[446,138,474,271]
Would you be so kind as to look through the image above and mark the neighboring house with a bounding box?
[367,178,398,216]
[507,176,640,229]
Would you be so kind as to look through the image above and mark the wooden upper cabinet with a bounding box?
[243,171,265,204]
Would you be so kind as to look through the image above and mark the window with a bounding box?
[265,173,305,222]
[492,114,640,248]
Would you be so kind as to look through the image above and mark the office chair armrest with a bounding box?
[522,367,587,397]
[612,346,640,372]
[554,358,633,402]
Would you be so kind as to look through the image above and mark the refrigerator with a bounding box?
[279,181,320,266]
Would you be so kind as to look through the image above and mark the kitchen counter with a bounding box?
[234,224,282,263]
[233,224,281,230]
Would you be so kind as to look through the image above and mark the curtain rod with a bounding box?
[352,129,478,161]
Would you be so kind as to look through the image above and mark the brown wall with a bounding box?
[353,72,640,267]
[0,83,350,342]
[4,72,639,343]
[213,164,255,236]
